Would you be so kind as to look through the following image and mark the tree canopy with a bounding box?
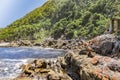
[0,0,120,41]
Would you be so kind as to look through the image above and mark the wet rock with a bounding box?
[19,64,35,77]
[15,59,72,80]
[33,59,47,68]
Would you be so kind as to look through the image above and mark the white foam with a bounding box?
[0,59,30,78]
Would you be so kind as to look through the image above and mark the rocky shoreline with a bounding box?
[1,34,120,80]
[14,58,72,80]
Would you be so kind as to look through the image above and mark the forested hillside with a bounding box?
[0,0,120,41]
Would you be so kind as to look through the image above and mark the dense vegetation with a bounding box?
[0,0,120,41]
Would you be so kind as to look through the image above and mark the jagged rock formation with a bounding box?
[14,59,72,80]
[38,34,120,58]
[9,40,33,47]
[63,51,120,80]
[89,34,120,57]
[38,38,83,50]
[15,34,120,80]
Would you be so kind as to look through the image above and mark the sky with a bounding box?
[0,0,47,28]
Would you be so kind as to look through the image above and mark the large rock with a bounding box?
[88,34,120,57]
[64,51,120,80]
[15,59,72,80]
[14,34,120,80]
[18,40,33,46]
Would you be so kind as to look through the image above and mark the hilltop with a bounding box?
[0,0,120,41]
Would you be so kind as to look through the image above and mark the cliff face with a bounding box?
[0,0,120,41]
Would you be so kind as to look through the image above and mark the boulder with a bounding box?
[15,59,72,80]
[64,51,120,80]
[20,40,32,46]
[90,34,120,57]
[33,59,47,68]
[19,64,35,77]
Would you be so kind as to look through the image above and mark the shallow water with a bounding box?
[0,47,65,79]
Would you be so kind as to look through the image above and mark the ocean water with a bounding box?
[0,47,65,79]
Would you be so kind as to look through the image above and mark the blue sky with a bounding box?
[0,0,47,28]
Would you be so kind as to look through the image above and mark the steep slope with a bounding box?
[0,0,120,41]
